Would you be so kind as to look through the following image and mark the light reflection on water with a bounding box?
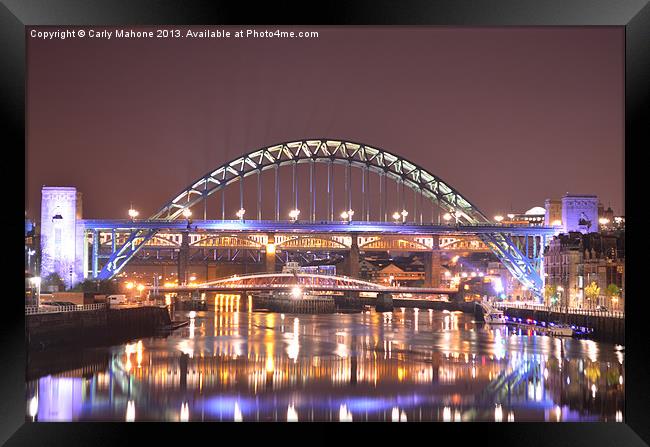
[26,307,624,422]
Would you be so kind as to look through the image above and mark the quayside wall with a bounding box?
[26,306,172,350]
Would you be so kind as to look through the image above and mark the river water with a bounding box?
[26,303,624,422]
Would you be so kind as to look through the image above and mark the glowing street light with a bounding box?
[289,209,301,222]
[182,208,192,219]
[393,210,408,223]
[507,213,515,220]
[291,286,302,298]
[494,215,504,223]
[340,209,354,222]
[236,208,246,220]
[598,217,610,226]
[443,213,453,224]
[128,207,139,220]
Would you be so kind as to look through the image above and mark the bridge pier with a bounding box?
[265,234,277,273]
[343,234,360,278]
[375,292,393,312]
[424,237,441,287]
[178,231,190,285]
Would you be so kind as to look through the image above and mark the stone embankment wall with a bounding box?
[26,306,172,350]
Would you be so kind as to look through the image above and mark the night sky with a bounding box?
[27,26,624,221]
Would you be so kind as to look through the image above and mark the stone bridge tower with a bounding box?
[40,187,85,289]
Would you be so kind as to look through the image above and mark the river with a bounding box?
[25,303,624,422]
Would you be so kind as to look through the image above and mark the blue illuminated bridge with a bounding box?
[44,139,560,299]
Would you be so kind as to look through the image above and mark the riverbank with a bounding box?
[359,298,623,344]
[26,305,173,351]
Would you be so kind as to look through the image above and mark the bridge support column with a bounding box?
[376,292,393,312]
[345,234,360,278]
[91,229,99,278]
[178,231,190,285]
[265,234,277,273]
[424,236,441,287]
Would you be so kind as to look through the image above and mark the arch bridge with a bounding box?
[78,139,558,299]
[154,272,456,295]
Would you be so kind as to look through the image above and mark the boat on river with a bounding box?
[504,316,575,337]
[477,300,507,324]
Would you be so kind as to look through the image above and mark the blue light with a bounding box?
[204,396,255,415]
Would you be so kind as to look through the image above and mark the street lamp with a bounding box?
[236,208,246,220]
[443,213,452,224]
[598,217,610,226]
[557,286,565,312]
[494,215,504,223]
[392,212,401,223]
[128,207,139,220]
[29,276,41,306]
[400,209,408,223]
[340,209,354,223]
[182,208,192,219]
[289,209,301,222]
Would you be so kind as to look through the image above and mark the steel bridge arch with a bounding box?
[276,235,349,250]
[150,138,489,223]
[359,237,432,251]
[190,234,263,249]
[98,138,546,298]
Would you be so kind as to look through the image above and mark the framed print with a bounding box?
[2,0,648,445]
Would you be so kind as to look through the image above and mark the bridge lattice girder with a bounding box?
[96,138,547,298]
[206,272,385,287]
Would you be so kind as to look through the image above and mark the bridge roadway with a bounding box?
[82,219,558,236]
[153,284,456,295]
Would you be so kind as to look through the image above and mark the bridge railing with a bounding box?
[492,301,624,319]
[82,218,558,231]
[25,303,107,315]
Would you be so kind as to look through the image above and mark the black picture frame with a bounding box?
[2,0,647,445]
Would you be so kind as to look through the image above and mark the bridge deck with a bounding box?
[82,219,558,236]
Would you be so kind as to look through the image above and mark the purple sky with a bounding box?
[27,26,624,221]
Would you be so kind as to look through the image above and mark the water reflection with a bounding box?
[26,308,624,422]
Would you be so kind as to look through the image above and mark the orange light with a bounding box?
[125,282,134,290]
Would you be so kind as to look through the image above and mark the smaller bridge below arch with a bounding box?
[153,272,456,295]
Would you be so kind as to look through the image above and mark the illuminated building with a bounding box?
[501,206,546,227]
[544,199,562,227]
[545,194,600,234]
[25,217,39,274]
[544,231,624,309]
[39,187,85,289]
